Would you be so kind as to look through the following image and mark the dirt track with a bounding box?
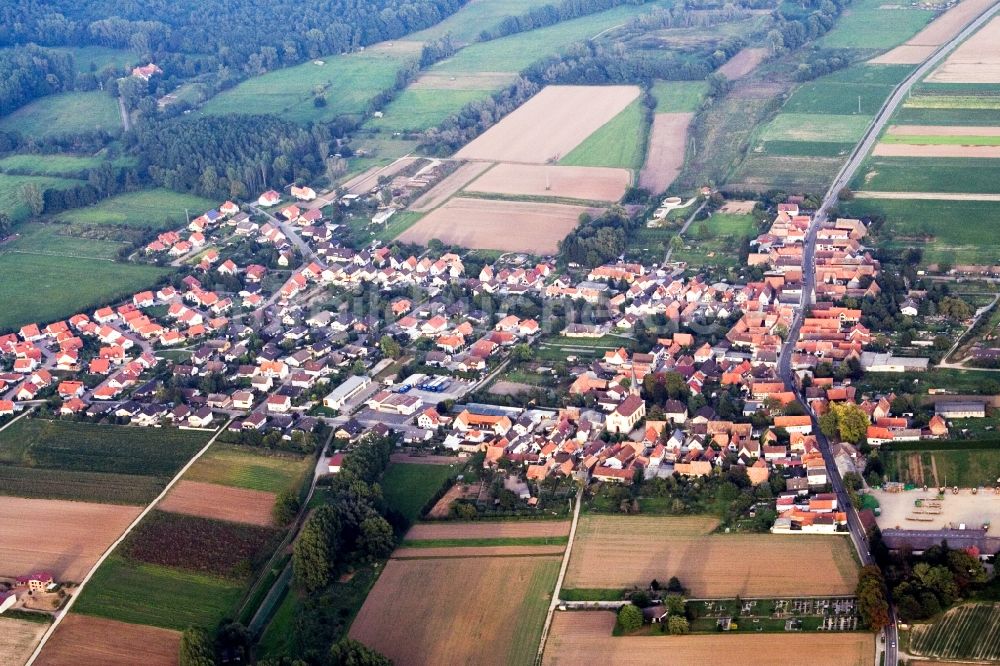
[455,85,640,163]
[0,497,140,581]
[398,197,593,253]
[408,161,494,212]
[466,163,630,201]
[639,113,693,193]
[36,614,180,666]
[543,612,874,666]
[871,0,996,63]
[158,480,276,526]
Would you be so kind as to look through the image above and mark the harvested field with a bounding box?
[406,521,571,540]
[409,161,494,211]
[928,15,1000,82]
[870,0,996,64]
[397,197,591,253]
[0,497,140,581]
[888,124,1000,136]
[158,480,276,526]
[392,545,566,558]
[565,515,859,597]
[873,142,1000,157]
[466,163,630,201]
[350,556,560,665]
[36,614,180,666]
[455,85,640,163]
[717,48,768,79]
[855,190,1000,200]
[543,611,874,666]
[639,113,693,193]
[341,157,418,195]
[0,617,47,666]
[720,199,757,213]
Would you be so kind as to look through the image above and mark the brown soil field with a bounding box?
[870,0,996,64]
[720,199,757,213]
[543,612,874,666]
[389,453,465,465]
[0,497,140,581]
[158,480,276,526]
[928,15,1000,82]
[888,124,1000,136]
[466,163,631,201]
[426,482,481,518]
[490,379,536,395]
[350,555,560,665]
[0,617,47,666]
[397,197,592,253]
[855,190,1000,201]
[455,85,641,163]
[392,544,566,558]
[717,48,768,79]
[639,113,694,193]
[342,157,419,195]
[410,72,516,90]
[873,143,1000,158]
[565,515,859,597]
[408,161,495,212]
[36,614,181,666]
[406,520,570,540]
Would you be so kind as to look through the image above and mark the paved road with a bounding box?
[775,5,1000,664]
[663,198,708,264]
[250,204,324,266]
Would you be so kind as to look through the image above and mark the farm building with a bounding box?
[935,401,987,419]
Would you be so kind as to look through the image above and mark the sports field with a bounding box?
[0,91,121,138]
[350,555,560,665]
[455,85,641,163]
[565,515,859,597]
[36,614,180,666]
[543,612,874,665]
[0,497,140,581]
[54,188,216,228]
[910,603,1000,661]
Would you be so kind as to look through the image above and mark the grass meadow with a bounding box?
[0,173,83,223]
[407,0,554,43]
[852,157,1000,193]
[818,0,936,49]
[184,445,312,496]
[0,153,130,178]
[560,99,648,169]
[367,88,492,132]
[381,462,459,524]
[0,91,121,138]
[54,188,216,228]
[651,80,707,112]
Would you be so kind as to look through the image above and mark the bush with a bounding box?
[616,604,644,633]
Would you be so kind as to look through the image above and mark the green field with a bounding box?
[0,173,84,223]
[885,447,1000,488]
[0,153,125,177]
[0,465,165,505]
[0,91,121,138]
[650,80,707,113]
[429,1,668,74]
[53,46,137,73]
[0,252,169,331]
[407,0,554,43]
[852,157,1000,193]
[200,42,421,124]
[904,94,1000,110]
[818,0,936,49]
[882,134,1000,145]
[54,188,216,228]
[842,197,1000,264]
[0,418,209,477]
[73,556,242,631]
[560,99,647,169]
[367,88,493,132]
[185,445,312,495]
[910,603,1000,661]
[730,154,842,193]
[895,106,1000,125]
[381,462,459,524]
[5,224,126,260]
[761,113,871,144]
[782,65,911,115]
[674,212,755,268]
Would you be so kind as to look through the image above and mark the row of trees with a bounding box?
[478,0,644,41]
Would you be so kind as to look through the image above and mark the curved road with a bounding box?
[777,4,1000,664]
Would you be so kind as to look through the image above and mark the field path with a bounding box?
[26,418,235,666]
[535,487,583,665]
[855,190,1000,201]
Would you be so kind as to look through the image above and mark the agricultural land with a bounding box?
[34,614,181,666]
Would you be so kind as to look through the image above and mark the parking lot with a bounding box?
[395,373,474,403]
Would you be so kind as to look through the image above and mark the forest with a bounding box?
[0,45,75,117]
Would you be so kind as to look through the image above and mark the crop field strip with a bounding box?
[869,0,997,64]
[183,444,312,495]
[34,614,180,666]
[910,603,1000,661]
[0,616,49,666]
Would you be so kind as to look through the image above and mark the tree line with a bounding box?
[0,44,75,117]
[477,0,647,42]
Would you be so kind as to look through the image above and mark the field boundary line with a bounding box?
[535,487,583,665]
[25,418,235,665]
[0,406,34,434]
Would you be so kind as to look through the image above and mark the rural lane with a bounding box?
[776,3,1000,664]
[534,486,583,665]
[25,418,235,666]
